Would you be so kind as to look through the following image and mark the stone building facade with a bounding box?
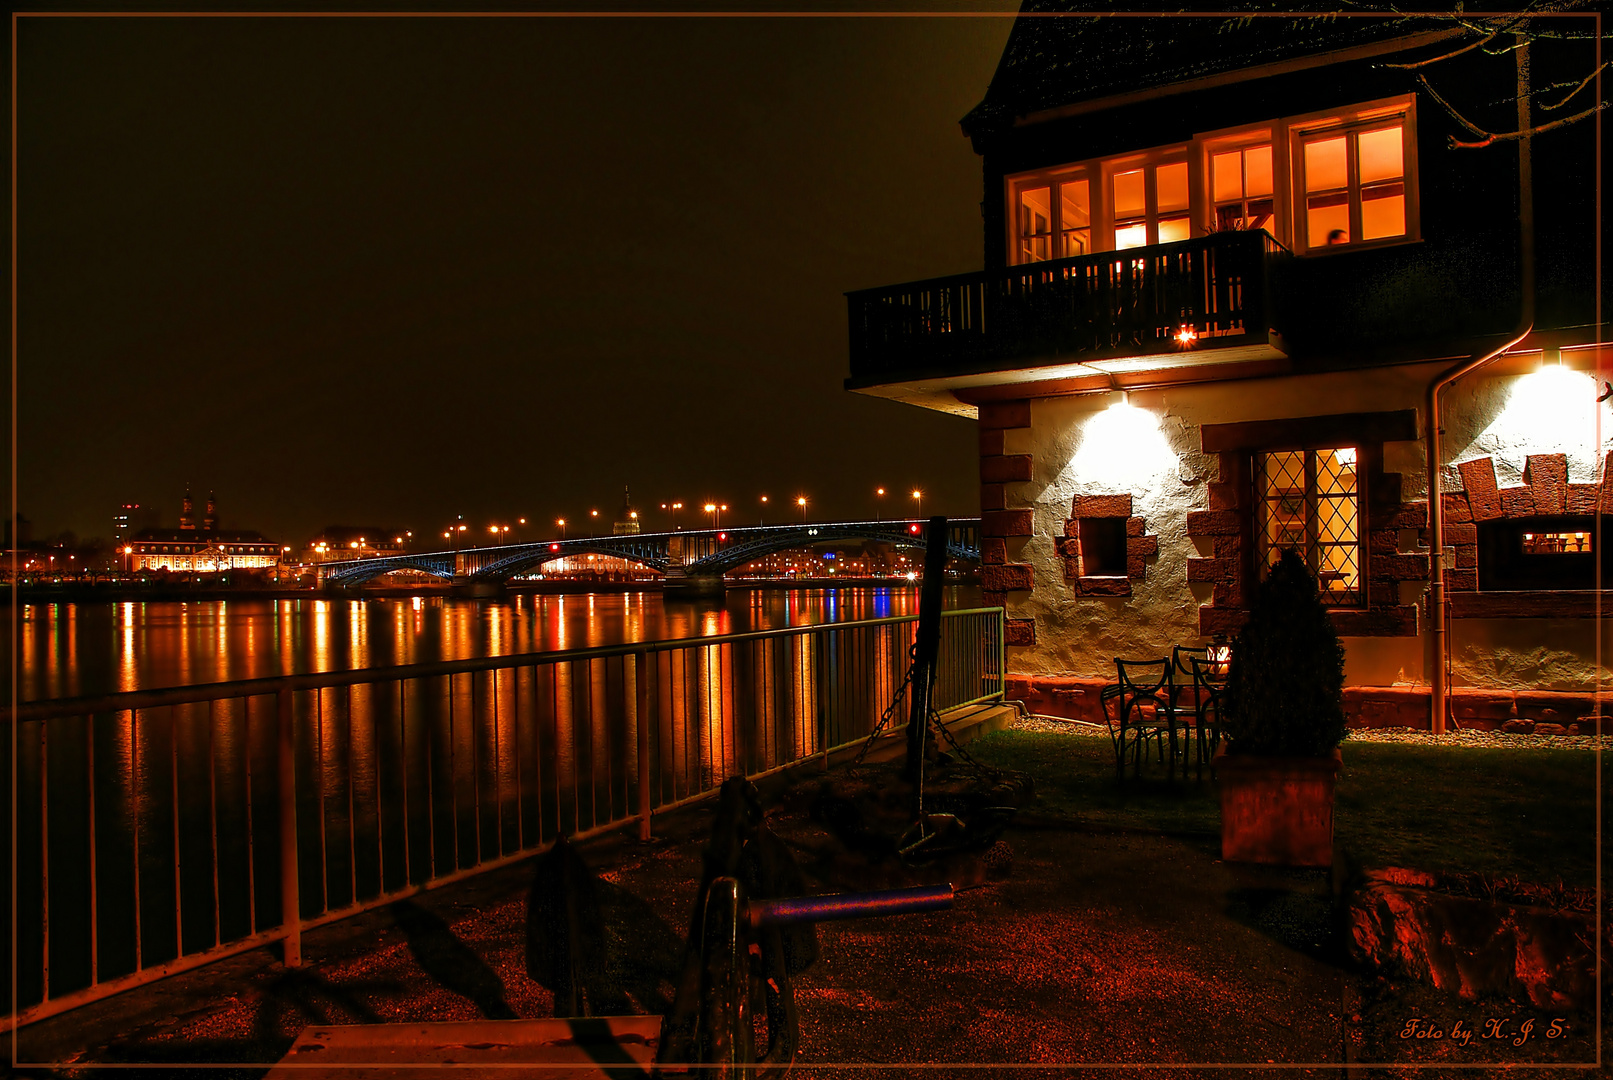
[845,2,1609,731]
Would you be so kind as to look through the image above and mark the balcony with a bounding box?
[846,230,1289,415]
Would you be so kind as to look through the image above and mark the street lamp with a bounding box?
[760,494,768,525]
[590,509,600,535]
[876,487,886,522]
[705,502,720,531]
[557,517,567,540]
[797,496,808,522]
[911,489,923,519]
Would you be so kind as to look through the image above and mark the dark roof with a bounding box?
[133,528,274,544]
[960,1,1504,138]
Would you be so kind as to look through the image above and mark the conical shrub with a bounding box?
[1220,548,1347,757]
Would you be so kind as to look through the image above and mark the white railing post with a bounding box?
[276,688,302,967]
[632,650,652,841]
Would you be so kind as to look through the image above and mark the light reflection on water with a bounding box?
[11,586,973,700]
[8,587,990,1012]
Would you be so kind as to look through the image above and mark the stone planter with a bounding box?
[1214,746,1342,867]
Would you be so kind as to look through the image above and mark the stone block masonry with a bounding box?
[1008,675,1613,734]
[978,398,1037,644]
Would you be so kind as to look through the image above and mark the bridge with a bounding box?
[317,518,982,595]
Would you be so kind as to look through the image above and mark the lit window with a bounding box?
[1522,531,1592,555]
[1112,160,1189,250]
[1258,447,1361,606]
[1299,121,1406,249]
[1211,144,1274,234]
[1480,517,1603,590]
[1015,175,1091,263]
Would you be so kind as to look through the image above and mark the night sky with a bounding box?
[12,5,1018,546]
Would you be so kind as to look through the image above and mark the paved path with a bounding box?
[14,752,1604,1078]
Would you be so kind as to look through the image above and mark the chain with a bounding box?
[849,644,921,768]
[928,700,987,771]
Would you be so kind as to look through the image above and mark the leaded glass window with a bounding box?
[1258,447,1361,606]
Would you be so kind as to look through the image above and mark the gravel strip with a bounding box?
[1010,712,1612,750]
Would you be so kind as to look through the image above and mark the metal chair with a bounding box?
[1189,653,1230,778]
[1167,646,1209,778]
[1108,658,1176,780]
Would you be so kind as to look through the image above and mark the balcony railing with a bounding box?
[847,230,1287,385]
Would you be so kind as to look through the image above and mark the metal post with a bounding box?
[632,651,652,841]
[276,688,302,967]
[904,516,949,782]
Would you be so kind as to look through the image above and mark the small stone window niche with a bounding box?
[1058,494,1159,597]
[1079,518,1128,575]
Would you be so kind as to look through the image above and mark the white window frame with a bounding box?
[1287,94,1420,254]
[1003,94,1420,266]
[1005,164,1099,265]
[1101,147,1194,250]
[1198,123,1288,246]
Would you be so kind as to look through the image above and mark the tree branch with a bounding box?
[1381,30,1500,70]
[1449,102,1608,148]
[1538,61,1610,110]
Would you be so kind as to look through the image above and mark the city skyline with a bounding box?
[12,7,1018,543]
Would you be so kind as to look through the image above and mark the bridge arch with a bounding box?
[686,521,979,576]
[316,519,980,587]
[322,553,456,586]
[469,542,669,581]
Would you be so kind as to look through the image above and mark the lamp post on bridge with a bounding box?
[759,494,768,525]
[557,518,567,540]
[876,486,886,522]
[911,489,923,521]
[797,496,808,522]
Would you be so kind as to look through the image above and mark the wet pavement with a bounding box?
[13,751,1604,1079]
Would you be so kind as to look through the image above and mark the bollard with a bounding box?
[276,688,302,967]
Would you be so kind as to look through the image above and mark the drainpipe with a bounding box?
[1424,36,1535,733]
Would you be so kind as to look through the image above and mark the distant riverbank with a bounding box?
[6,575,964,604]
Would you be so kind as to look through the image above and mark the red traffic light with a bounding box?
[909,524,920,534]
[718,532,727,541]
[550,543,560,551]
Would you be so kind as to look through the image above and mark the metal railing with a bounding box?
[4,607,1005,1028]
[847,230,1287,383]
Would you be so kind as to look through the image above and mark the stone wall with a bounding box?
[1007,674,1613,733]
[991,356,1613,691]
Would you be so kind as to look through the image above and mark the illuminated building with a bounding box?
[612,487,642,535]
[847,4,1607,730]
[127,490,281,572]
[302,526,409,563]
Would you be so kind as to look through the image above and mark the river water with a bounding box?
[11,585,980,701]
[7,586,994,1014]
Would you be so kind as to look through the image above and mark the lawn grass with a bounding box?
[967,729,1605,886]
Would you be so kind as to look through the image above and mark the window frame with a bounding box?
[1005,164,1100,265]
[1199,122,1287,245]
[1002,94,1419,266]
[1101,147,1194,251]
[1287,94,1420,254]
[1254,445,1367,609]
